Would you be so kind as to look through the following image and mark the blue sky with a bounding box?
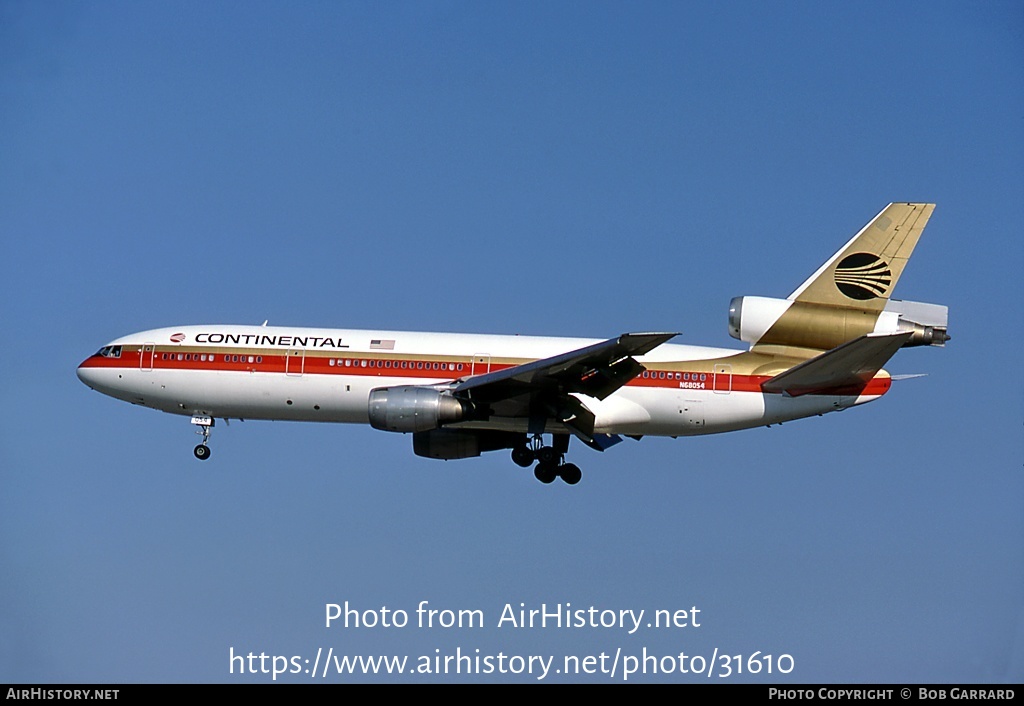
[1,1,1021,683]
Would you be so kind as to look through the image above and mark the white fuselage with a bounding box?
[77,324,880,440]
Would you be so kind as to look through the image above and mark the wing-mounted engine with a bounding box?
[728,296,949,351]
[368,386,476,433]
[412,429,522,460]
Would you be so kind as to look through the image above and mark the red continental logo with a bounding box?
[170,333,186,343]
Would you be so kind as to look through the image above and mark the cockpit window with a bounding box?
[95,345,122,358]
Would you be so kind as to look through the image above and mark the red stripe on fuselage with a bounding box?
[77,347,891,397]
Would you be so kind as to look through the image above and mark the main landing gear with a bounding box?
[511,434,582,485]
[191,416,214,460]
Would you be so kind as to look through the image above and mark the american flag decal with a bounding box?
[370,339,395,350]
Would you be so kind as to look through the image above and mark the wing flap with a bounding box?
[453,332,677,403]
[761,331,912,397]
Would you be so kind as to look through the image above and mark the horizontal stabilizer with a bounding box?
[761,332,913,397]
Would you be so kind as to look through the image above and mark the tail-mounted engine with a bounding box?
[368,386,475,433]
[728,296,949,350]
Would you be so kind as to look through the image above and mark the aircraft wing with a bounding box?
[454,332,677,403]
[450,332,675,444]
[761,331,913,397]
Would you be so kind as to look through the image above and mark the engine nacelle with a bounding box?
[368,386,472,433]
[728,296,949,349]
[876,299,950,347]
[412,429,520,460]
[729,295,881,349]
[728,296,793,345]
[892,319,950,347]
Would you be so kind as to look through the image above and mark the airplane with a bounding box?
[77,203,949,485]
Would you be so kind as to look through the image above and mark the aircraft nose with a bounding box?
[77,361,100,389]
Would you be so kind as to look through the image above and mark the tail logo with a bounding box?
[834,253,892,300]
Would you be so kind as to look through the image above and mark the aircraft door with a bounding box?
[140,343,156,372]
[285,349,305,376]
[713,363,732,394]
[470,354,491,376]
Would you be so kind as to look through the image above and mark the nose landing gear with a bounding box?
[191,416,214,460]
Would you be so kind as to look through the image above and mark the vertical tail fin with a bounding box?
[735,203,946,354]
[788,203,935,311]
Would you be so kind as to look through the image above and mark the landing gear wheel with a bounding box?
[511,446,535,468]
[537,446,559,466]
[559,463,582,485]
[191,416,214,460]
[534,462,558,484]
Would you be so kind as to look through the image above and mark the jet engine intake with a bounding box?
[368,386,473,433]
[729,295,950,350]
[728,296,792,344]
